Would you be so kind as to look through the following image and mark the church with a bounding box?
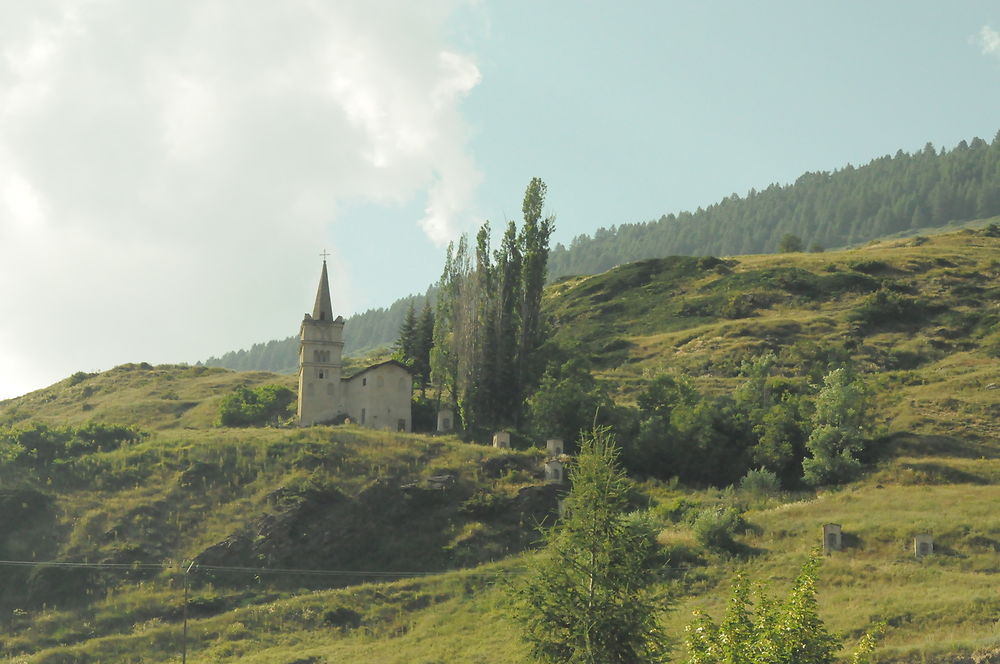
[296,259,413,430]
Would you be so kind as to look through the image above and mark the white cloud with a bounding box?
[975,25,1000,59]
[0,1,482,398]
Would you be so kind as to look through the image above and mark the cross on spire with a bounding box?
[320,249,330,261]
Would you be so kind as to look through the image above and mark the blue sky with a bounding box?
[2,1,999,399]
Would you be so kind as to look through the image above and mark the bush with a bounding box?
[738,468,781,496]
[778,233,804,253]
[692,506,745,553]
[849,289,932,331]
[217,385,294,427]
[0,422,144,468]
[458,490,508,518]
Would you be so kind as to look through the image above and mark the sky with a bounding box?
[2,1,1000,400]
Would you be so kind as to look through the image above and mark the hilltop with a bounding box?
[201,131,1000,374]
[0,225,998,662]
[549,225,999,430]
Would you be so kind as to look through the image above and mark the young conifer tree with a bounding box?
[508,426,668,664]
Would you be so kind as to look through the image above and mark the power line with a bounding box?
[0,558,495,578]
[0,558,699,576]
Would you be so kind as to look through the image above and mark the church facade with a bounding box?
[297,260,413,430]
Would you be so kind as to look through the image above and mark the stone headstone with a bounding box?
[914,533,933,557]
[492,431,511,449]
[822,523,842,553]
[545,459,564,483]
[436,408,454,432]
[546,438,564,456]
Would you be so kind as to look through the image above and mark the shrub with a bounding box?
[738,468,781,496]
[778,233,804,253]
[849,289,932,331]
[692,506,745,553]
[849,259,891,275]
[217,385,294,427]
[458,490,508,518]
[685,555,883,664]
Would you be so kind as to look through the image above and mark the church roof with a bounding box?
[343,359,413,380]
[312,260,334,321]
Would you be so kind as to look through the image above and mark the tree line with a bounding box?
[526,348,876,490]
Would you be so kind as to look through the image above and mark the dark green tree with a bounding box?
[526,356,610,449]
[393,300,435,395]
[414,302,435,394]
[778,233,804,253]
[393,302,419,363]
[508,426,669,664]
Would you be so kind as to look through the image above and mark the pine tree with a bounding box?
[394,301,418,364]
[414,302,435,395]
[508,427,668,664]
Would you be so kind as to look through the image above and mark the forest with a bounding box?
[547,133,1000,277]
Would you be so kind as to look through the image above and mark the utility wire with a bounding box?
[0,558,495,578]
[0,558,699,576]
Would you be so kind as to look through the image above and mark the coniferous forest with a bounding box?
[548,133,1000,278]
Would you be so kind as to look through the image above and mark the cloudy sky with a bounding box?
[2,1,999,399]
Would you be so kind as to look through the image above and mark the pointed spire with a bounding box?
[312,258,333,321]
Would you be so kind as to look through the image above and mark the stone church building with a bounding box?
[297,259,413,430]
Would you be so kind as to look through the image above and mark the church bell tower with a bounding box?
[297,257,345,425]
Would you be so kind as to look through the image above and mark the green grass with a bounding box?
[1,226,999,662]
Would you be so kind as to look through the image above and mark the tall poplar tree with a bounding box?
[517,177,556,421]
[429,178,555,437]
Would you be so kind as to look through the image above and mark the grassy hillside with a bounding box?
[548,223,999,414]
[1,225,998,663]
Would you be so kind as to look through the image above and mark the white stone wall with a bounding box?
[342,361,413,431]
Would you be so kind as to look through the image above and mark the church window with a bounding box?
[318,371,324,379]
[361,408,366,424]
[397,419,406,431]
[362,377,367,386]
